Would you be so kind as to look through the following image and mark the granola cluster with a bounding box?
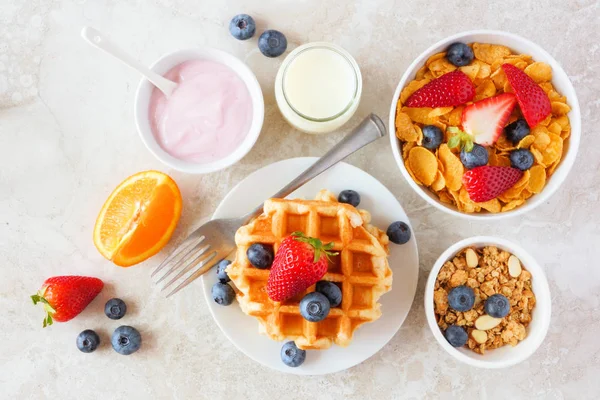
[433,246,536,354]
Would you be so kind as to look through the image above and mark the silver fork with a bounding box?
[152,114,387,297]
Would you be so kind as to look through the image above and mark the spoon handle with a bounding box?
[242,114,387,221]
[80,26,177,96]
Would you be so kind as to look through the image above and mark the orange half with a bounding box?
[93,170,182,267]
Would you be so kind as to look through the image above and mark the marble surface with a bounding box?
[1,0,599,399]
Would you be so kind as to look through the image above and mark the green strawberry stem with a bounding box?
[291,231,339,263]
[447,126,474,152]
[31,287,56,328]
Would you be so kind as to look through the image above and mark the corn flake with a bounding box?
[524,62,552,83]
[473,43,511,65]
[408,147,438,186]
[528,166,546,193]
[438,144,464,191]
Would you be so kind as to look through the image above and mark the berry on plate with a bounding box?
[247,243,274,269]
[461,93,517,146]
[460,143,489,169]
[447,285,475,312]
[216,259,232,283]
[444,325,468,347]
[316,281,342,307]
[504,118,530,144]
[211,282,235,306]
[299,292,331,322]
[31,276,104,327]
[510,149,535,171]
[386,221,411,245]
[484,294,510,318]
[266,232,337,302]
[111,326,142,355]
[104,298,127,320]
[338,190,360,207]
[76,329,100,353]
[229,14,256,40]
[502,63,552,128]
[462,166,523,203]
[446,42,474,67]
[258,30,287,58]
[281,341,306,367]
[405,70,475,108]
[422,125,444,150]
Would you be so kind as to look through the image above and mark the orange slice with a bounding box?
[93,171,182,267]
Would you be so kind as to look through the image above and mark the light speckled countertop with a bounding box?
[1,1,599,399]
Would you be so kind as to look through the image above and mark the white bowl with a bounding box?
[134,47,264,174]
[388,30,581,220]
[424,236,551,368]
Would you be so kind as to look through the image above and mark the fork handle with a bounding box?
[243,113,387,221]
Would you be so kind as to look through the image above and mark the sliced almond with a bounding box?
[465,248,479,268]
[508,255,522,278]
[471,329,487,344]
[475,315,502,330]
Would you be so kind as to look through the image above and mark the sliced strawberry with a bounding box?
[266,232,337,302]
[405,70,475,108]
[461,93,517,146]
[502,63,551,128]
[462,166,523,203]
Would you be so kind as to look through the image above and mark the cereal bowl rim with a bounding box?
[388,30,581,220]
[134,47,265,174]
[424,236,552,369]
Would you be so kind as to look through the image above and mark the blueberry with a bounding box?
[299,292,330,322]
[258,30,287,58]
[386,221,411,245]
[229,14,256,40]
[76,329,100,353]
[484,294,510,318]
[280,341,306,367]
[460,143,489,169]
[446,42,474,67]
[444,325,468,347]
[111,326,141,355]
[338,190,361,207]
[504,119,530,144]
[212,282,235,306]
[104,298,127,320]
[510,149,534,171]
[447,285,475,312]
[216,259,232,283]
[422,125,444,150]
[315,281,342,307]
[247,243,274,269]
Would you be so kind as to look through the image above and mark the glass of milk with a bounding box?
[275,42,362,134]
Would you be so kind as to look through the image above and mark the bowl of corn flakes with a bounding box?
[389,30,581,219]
[425,236,551,368]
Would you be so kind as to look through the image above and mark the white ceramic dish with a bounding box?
[134,47,264,174]
[200,157,419,375]
[388,30,581,220]
[425,236,551,368]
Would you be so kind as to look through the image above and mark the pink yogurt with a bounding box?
[149,60,253,164]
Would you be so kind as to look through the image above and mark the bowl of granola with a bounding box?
[389,30,581,219]
[425,236,551,368]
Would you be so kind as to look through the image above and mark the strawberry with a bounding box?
[502,63,551,128]
[31,276,104,327]
[405,70,475,108]
[462,166,523,203]
[461,93,517,146]
[266,232,337,302]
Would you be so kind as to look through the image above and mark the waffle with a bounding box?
[227,190,392,350]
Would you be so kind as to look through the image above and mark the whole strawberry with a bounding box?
[463,166,523,203]
[31,276,104,327]
[405,70,475,108]
[266,232,337,302]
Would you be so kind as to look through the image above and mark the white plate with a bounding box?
[200,157,419,375]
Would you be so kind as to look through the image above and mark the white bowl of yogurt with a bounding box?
[134,47,264,174]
